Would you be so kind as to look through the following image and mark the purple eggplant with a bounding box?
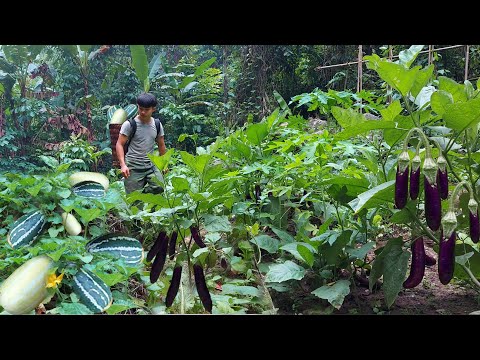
[149,235,169,284]
[193,263,212,313]
[395,167,409,209]
[410,167,420,200]
[168,231,178,260]
[437,169,448,200]
[165,265,182,308]
[438,229,456,285]
[436,155,448,200]
[147,231,168,262]
[425,252,437,266]
[403,237,426,289]
[470,210,480,244]
[190,225,206,248]
[424,177,441,231]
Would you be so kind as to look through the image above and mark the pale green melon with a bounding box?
[62,212,82,236]
[110,108,128,125]
[68,171,109,191]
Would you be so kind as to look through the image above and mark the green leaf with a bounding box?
[322,230,352,266]
[444,96,480,132]
[280,242,317,263]
[250,235,279,254]
[39,155,59,169]
[297,244,314,267]
[246,122,268,145]
[455,252,474,266]
[311,280,351,309]
[171,176,190,192]
[203,214,232,232]
[270,227,295,244]
[149,148,173,172]
[398,45,424,68]
[346,242,375,260]
[348,180,395,214]
[379,100,402,122]
[130,45,148,85]
[365,54,420,96]
[438,76,468,103]
[52,302,93,315]
[57,188,71,199]
[74,207,103,224]
[95,272,125,287]
[47,246,67,262]
[221,284,261,297]
[265,260,305,283]
[411,65,434,98]
[368,237,409,308]
[273,91,292,116]
[332,107,396,140]
[390,201,417,224]
[431,90,454,117]
[180,151,211,176]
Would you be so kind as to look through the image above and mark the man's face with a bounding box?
[138,105,155,119]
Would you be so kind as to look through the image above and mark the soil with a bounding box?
[271,234,480,315]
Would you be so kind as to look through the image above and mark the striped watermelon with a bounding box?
[72,268,113,313]
[86,234,144,265]
[73,181,105,198]
[7,210,47,249]
[124,104,138,119]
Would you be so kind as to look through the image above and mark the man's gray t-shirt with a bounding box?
[119,117,164,169]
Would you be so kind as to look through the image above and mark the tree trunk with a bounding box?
[83,77,93,142]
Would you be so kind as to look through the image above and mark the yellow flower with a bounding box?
[46,272,64,288]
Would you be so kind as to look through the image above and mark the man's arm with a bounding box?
[157,136,166,156]
[116,134,130,178]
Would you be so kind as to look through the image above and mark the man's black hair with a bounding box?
[137,92,157,108]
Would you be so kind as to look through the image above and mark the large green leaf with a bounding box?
[332,107,397,140]
[348,180,395,214]
[438,76,468,103]
[369,237,410,308]
[148,51,164,80]
[180,151,211,176]
[411,65,434,98]
[443,96,480,132]
[130,45,149,91]
[246,122,269,145]
[398,45,424,68]
[311,280,351,309]
[250,235,279,254]
[379,100,402,122]
[265,260,305,283]
[430,90,454,117]
[365,54,420,96]
[148,148,173,172]
[203,214,232,232]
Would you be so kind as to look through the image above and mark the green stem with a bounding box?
[405,207,438,244]
[403,95,420,128]
[449,180,473,212]
[403,127,431,158]
[460,264,480,289]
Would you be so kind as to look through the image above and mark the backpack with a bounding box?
[124,117,162,154]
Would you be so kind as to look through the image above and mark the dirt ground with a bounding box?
[272,237,480,315]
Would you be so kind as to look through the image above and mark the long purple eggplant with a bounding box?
[437,169,448,200]
[190,225,206,248]
[403,237,426,289]
[193,263,212,313]
[165,265,182,308]
[146,231,168,262]
[436,155,448,200]
[395,167,409,209]
[470,210,480,244]
[424,177,441,231]
[168,231,178,260]
[425,252,437,266]
[410,167,420,200]
[438,229,456,285]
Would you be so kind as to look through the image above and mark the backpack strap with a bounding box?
[154,118,161,138]
[124,118,137,154]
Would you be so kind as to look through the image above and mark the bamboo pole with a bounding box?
[357,45,363,113]
[465,45,470,82]
[315,45,465,71]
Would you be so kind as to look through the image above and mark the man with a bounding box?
[116,92,166,194]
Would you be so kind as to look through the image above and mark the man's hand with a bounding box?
[121,164,130,178]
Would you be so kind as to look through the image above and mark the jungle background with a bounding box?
[1,45,480,315]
